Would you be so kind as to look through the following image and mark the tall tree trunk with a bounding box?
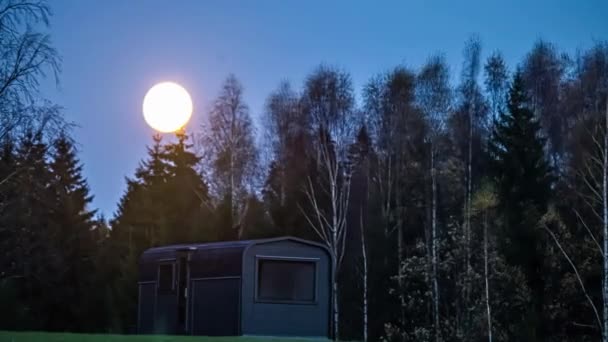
[229,103,237,236]
[466,94,473,290]
[360,210,368,342]
[484,209,493,342]
[431,144,440,342]
[396,185,406,332]
[382,156,393,269]
[603,99,608,342]
[332,255,340,341]
[460,90,474,340]
[332,170,340,342]
[230,148,235,229]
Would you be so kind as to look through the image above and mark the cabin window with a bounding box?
[257,258,316,303]
[158,262,175,293]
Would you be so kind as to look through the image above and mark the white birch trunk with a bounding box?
[396,185,406,328]
[431,144,440,342]
[542,221,602,332]
[332,158,340,340]
[230,106,236,230]
[484,210,493,342]
[301,161,349,342]
[360,210,368,342]
[332,256,340,341]
[466,96,473,287]
[398,215,405,327]
[603,99,608,342]
[459,89,474,340]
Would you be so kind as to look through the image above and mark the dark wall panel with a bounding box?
[155,293,177,334]
[241,240,330,337]
[137,283,156,334]
[190,278,240,336]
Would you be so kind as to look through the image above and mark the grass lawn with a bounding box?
[0,331,325,342]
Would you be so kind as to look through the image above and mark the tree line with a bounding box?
[2,1,608,341]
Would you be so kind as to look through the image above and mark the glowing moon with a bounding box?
[142,82,193,133]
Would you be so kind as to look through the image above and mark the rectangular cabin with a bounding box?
[137,237,331,337]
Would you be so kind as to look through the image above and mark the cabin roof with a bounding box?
[139,236,329,281]
[142,239,252,254]
[141,236,327,256]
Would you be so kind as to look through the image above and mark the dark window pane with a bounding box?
[158,263,174,292]
[257,259,315,302]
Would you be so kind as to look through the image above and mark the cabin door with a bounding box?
[177,254,189,334]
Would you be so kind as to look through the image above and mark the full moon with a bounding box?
[142,82,193,133]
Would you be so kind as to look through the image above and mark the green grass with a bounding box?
[0,331,325,342]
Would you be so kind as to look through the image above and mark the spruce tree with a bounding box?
[47,133,97,331]
[0,135,29,330]
[488,71,553,340]
[0,137,17,279]
[161,131,213,243]
[10,132,58,330]
[112,134,169,250]
[110,134,170,330]
[110,132,213,330]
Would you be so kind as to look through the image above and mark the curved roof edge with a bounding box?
[250,236,330,253]
[241,236,332,264]
[141,236,330,256]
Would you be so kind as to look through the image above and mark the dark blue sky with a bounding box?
[41,0,607,217]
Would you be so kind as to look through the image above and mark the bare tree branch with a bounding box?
[542,222,602,333]
[573,208,604,257]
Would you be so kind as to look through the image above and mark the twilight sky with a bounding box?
[40,0,607,217]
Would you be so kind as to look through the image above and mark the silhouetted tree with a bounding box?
[299,65,359,340]
[202,75,259,239]
[489,72,553,341]
[47,133,97,331]
[0,0,63,142]
[417,55,452,342]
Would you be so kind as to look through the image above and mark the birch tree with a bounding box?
[417,55,452,342]
[602,96,608,342]
[352,126,371,342]
[521,40,567,170]
[364,66,421,329]
[202,75,259,238]
[461,36,483,283]
[472,182,497,342]
[484,52,509,124]
[360,207,369,342]
[0,0,63,188]
[262,81,308,207]
[480,51,508,342]
[554,43,608,340]
[450,38,486,335]
[579,99,608,341]
[299,65,357,340]
[0,0,61,138]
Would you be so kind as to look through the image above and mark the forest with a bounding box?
[1,1,608,342]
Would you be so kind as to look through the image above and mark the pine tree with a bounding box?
[109,132,214,330]
[112,134,170,250]
[0,135,29,329]
[488,71,553,340]
[0,136,17,280]
[47,133,97,331]
[9,131,58,330]
[161,131,213,243]
[110,134,171,330]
